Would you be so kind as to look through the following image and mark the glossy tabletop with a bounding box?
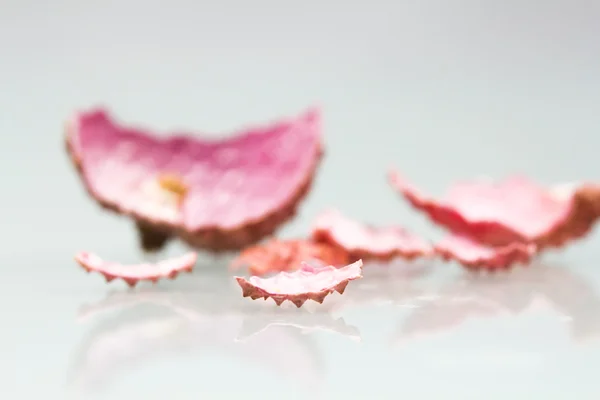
[2,1,600,399]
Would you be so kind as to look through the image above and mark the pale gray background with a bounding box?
[2,0,600,398]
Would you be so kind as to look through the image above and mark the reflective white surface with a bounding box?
[11,252,600,399]
[2,0,600,398]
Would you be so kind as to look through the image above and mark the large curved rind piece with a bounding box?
[66,108,323,252]
[388,170,600,249]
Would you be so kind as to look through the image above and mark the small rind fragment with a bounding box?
[434,235,537,271]
[235,260,363,307]
[388,170,600,249]
[231,238,350,276]
[310,209,434,261]
[74,252,197,286]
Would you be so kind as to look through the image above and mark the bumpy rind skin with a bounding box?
[65,112,324,253]
[231,239,351,276]
[74,252,197,287]
[388,170,600,250]
[312,230,432,262]
[235,260,363,308]
[310,212,435,262]
[434,239,537,272]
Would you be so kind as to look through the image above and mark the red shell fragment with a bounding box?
[74,252,197,286]
[235,260,363,307]
[434,235,537,271]
[311,209,434,261]
[231,238,350,276]
[388,171,600,249]
[65,108,323,252]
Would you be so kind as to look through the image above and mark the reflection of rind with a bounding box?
[396,301,503,346]
[532,266,600,342]
[70,285,362,395]
[328,260,433,312]
[78,289,363,342]
[236,312,361,342]
[78,289,361,341]
[71,308,320,393]
[391,263,600,347]
[68,314,193,390]
[77,290,211,322]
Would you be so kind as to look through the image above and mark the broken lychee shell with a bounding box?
[235,259,363,307]
[231,238,350,276]
[310,209,434,262]
[65,108,323,253]
[74,251,197,286]
[388,170,600,249]
[434,235,538,271]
